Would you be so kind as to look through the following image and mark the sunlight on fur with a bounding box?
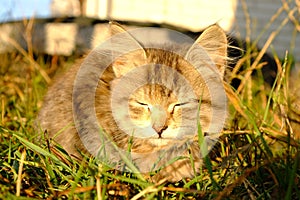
[37,22,228,182]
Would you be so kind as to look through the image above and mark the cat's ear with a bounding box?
[112,50,147,78]
[108,21,130,36]
[185,25,227,76]
[108,22,147,78]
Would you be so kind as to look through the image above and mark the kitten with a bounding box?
[37,22,228,182]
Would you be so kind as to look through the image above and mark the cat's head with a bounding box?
[93,23,228,151]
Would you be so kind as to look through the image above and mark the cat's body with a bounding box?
[37,23,228,182]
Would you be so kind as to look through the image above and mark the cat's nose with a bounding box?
[150,105,167,137]
[152,124,167,137]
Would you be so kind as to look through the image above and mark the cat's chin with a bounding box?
[148,137,189,148]
[148,138,171,147]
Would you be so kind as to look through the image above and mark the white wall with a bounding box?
[84,0,300,61]
[85,0,237,32]
[51,0,81,17]
[233,0,300,60]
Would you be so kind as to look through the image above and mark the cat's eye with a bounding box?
[169,99,200,114]
[174,102,188,107]
[136,101,148,106]
[136,101,151,111]
[169,102,188,114]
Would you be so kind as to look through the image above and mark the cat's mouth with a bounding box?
[148,137,172,147]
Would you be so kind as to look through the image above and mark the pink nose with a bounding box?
[150,105,167,137]
[152,124,167,137]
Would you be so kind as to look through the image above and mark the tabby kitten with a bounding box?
[37,23,228,182]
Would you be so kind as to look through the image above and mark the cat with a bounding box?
[36,22,228,182]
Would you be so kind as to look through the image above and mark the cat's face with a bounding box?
[108,51,210,149]
[94,24,228,153]
[128,84,185,146]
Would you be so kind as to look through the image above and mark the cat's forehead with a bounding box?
[131,84,178,102]
[145,48,185,66]
[110,47,205,104]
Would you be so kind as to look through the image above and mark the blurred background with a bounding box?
[0,0,299,62]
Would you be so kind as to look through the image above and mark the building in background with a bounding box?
[51,0,81,17]
[83,0,237,32]
[81,0,299,61]
[1,0,299,62]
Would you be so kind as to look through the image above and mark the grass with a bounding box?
[1,17,300,200]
